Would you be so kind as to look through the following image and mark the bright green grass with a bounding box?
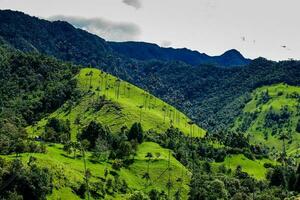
[232,83,300,155]
[213,154,277,180]
[1,142,190,199]
[27,68,205,139]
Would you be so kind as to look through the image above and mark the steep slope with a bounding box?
[27,68,205,138]
[109,41,250,67]
[232,83,300,155]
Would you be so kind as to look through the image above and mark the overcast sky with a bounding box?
[1,0,300,60]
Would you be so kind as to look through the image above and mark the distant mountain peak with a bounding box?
[109,41,250,67]
[221,49,243,57]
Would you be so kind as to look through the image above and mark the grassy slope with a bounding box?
[233,83,300,155]
[2,142,190,199]
[27,68,205,139]
[213,154,277,180]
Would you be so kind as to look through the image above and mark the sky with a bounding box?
[1,0,300,61]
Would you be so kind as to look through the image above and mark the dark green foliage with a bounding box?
[0,45,79,126]
[296,120,300,133]
[43,118,71,143]
[77,121,110,149]
[257,90,271,105]
[265,106,291,127]
[0,158,53,200]
[127,122,144,143]
[111,159,123,171]
[0,121,46,155]
[237,112,258,132]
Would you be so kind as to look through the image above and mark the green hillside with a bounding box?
[15,67,205,199]
[2,142,190,199]
[232,83,300,155]
[27,68,205,139]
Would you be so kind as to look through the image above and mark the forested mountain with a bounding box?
[132,59,300,132]
[109,41,250,67]
[1,9,300,133]
[0,10,250,69]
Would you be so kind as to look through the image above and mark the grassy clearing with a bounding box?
[27,68,205,139]
[233,83,300,155]
[2,142,190,199]
[213,154,277,180]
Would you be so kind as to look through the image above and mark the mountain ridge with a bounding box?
[109,41,250,67]
[0,9,250,68]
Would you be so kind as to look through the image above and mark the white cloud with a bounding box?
[122,0,142,9]
[49,15,141,41]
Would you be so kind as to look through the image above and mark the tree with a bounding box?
[138,105,144,122]
[78,121,110,149]
[127,122,144,143]
[143,152,153,185]
[148,189,160,200]
[86,71,94,90]
[92,138,109,162]
[269,166,284,186]
[79,140,90,200]
[116,141,133,159]
[114,79,121,99]
[63,141,73,156]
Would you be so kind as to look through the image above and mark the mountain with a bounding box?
[0,9,112,67]
[109,41,250,67]
[0,10,250,69]
[1,10,300,133]
[0,46,199,199]
[127,58,300,132]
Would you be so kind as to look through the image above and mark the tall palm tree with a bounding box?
[279,132,289,194]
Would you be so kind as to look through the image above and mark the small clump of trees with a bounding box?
[43,117,71,143]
